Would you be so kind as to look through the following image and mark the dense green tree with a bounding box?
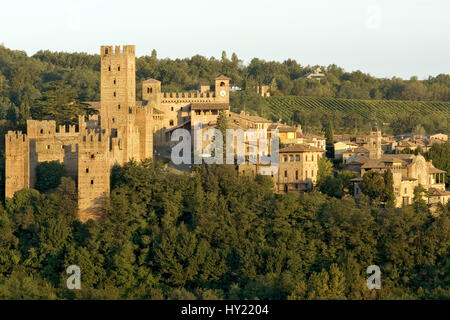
[360,171,385,203]
[383,169,396,207]
[34,161,66,193]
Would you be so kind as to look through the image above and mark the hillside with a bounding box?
[265,96,450,133]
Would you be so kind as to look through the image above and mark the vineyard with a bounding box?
[266,96,450,124]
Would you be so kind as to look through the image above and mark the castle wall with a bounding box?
[26,120,79,186]
[5,131,29,198]
[77,130,110,222]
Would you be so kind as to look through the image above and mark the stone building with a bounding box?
[348,125,449,208]
[5,45,233,222]
[274,144,324,192]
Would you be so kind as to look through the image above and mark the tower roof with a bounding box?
[215,75,231,80]
[143,78,161,84]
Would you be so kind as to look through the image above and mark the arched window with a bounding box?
[220,81,225,86]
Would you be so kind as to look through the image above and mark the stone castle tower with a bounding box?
[5,45,155,222]
[368,120,382,159]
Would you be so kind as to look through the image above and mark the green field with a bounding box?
[266,96,450,124]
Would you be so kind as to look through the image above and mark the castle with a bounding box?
[4,45,237,221]
[5,45,326,222]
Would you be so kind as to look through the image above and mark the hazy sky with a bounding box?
[0,0,449,79]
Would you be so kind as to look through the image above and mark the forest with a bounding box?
[0,160,449,300]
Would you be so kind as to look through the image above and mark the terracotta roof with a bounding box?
[269,123,298,132]
[303,133,326,140]
[429,166,446,174]
[279,144,324,153]
[191,103,229,110]
[344,147,369,154]
[215,75,231,80]
[428,188,450,196]
[143,78,161,83]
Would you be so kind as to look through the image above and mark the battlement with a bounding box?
[55,124,78,136]
[6,130,27,143]
[101,45,135,57]
[160,91,216,103]
[27,119,57,138]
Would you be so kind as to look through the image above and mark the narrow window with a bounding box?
[105,48,109,54]
[296,155,300,161]
[284,170,287,178]
[40,129,44,134]
[118,104,121,110]
[147,87,150,94]
[169,120,174,126]
[290,155,294,162]
[108,65,111,71]
[284,156,288,162]
[296,170,298,180]
[118,66,120,71]
[91,154,95,159]
[91,180,94,185]
[171,107,174,111]
[114,92,116,97]
[86,168,89,173]
[114,79,116,85]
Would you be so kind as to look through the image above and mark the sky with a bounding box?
[0,0,449,79]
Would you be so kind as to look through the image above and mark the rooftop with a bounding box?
[279,144,324,153]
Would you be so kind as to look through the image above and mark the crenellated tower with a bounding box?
[77,125,110,221]
[100,45,136,130]
[5,131,29,198]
